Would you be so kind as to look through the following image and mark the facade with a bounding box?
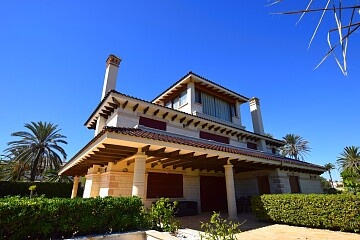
[59,54,325,218]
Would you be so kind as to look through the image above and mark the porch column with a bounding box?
[224,164,238,220]
[132,152,146,199]
[71,176,79,198]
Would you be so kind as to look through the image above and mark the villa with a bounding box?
[59,54,326,218]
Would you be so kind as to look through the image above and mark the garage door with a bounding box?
[200,176,227,212]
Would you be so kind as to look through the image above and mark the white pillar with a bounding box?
[132,153,146,199]
[71,176,79,198]
[224,164,238,220]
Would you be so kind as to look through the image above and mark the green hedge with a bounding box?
[251,194,360,232]
[0,196,144,239]
[0,181,78,198]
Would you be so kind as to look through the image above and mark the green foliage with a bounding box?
[0,196,144,239]
[251,194,360,232]
[5,121,67,181]
[200,212,241,240]
[280,134,310,160]
[0,181,73,198]
[341,170,360,194]
[320,177,331,190]
[146,198,179,233]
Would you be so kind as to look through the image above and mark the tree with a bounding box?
[42,169,73,183]
[324,163,335,188]
[271,1,360,75]
[5,121,67,181]
[280,134,310,160]
[336,146,360,175]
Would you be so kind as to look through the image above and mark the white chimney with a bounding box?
[95,54,121,136]
[249,97,264,135]
[249,97,267,151]
[101,54,121,100]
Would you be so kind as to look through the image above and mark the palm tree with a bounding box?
[5,121,67,181]
[324,163,335,188]
[280,134,310,160]
[42,169,73,183]
[336,146,360,175]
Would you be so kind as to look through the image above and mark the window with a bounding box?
[247,142,257,150]
[199,91,236,122]
[200,131,229,144]
[139,117,166,131]
[147,172,183,198]
[165,90,187,110]
[195,88,202,103]
[271,148,277,154]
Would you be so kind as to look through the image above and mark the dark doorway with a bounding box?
[289,176,301,193]
[257,176,271,194]
[200,176,227,212]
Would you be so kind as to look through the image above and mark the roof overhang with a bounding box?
[152,72,249,104]
[59,127,326,176]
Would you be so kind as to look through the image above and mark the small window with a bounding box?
[173,97,179,109]
[247,142,257,150]
[195,89,202,103]
[179,90,187,106]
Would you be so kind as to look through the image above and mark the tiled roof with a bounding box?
[151,71,249,102]
[104,126,325,171]
[84,90,284,146]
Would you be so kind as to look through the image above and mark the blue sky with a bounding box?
[1,1,359,181]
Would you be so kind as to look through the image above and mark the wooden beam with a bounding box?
[108,102,118,108]
[133,103,139,111]
[153,109,159,116]
[146,147,166,156]
[186,119,194,126]
[99,113,108,118]
[180,117,186,123]
[171,114,178,121]
[163,112,169,119]
[194,121,200,127]
[122,100,128,109]
[142,145,150,152]
[101,109,111,115]
[104,106,114,111]
[220,128,226,133]
[208,125,214,130]
[143,106,149,114]
[202,123,208,129]
[214,126,220,132]
[112,97,120,107]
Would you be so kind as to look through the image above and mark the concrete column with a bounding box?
[132,153,147,199]
[71,176,79,198]
[224,164,238,220]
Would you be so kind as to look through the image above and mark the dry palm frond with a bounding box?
[270,1,360,76]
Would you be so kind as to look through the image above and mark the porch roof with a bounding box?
[59,126,326,176]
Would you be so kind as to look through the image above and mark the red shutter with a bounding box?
[147,172,183,198]
[139,116,166,131]
[199,131,229,144]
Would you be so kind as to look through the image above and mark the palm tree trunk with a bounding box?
[30,151,42,182]
[329,171,334,188]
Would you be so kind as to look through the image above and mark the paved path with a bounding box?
[235,224,360,240]
[176,212,360,240]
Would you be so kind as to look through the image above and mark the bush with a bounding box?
[0,196,144,239]
[251,194,360,232]
[0,181,75,198]
[200,212,241,240]
[146,198,179,233]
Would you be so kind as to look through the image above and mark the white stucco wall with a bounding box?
[167,124,199,138]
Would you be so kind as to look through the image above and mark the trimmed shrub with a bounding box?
[0,181,75,198]
[0,196,144,239]
[251,194,360,232]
